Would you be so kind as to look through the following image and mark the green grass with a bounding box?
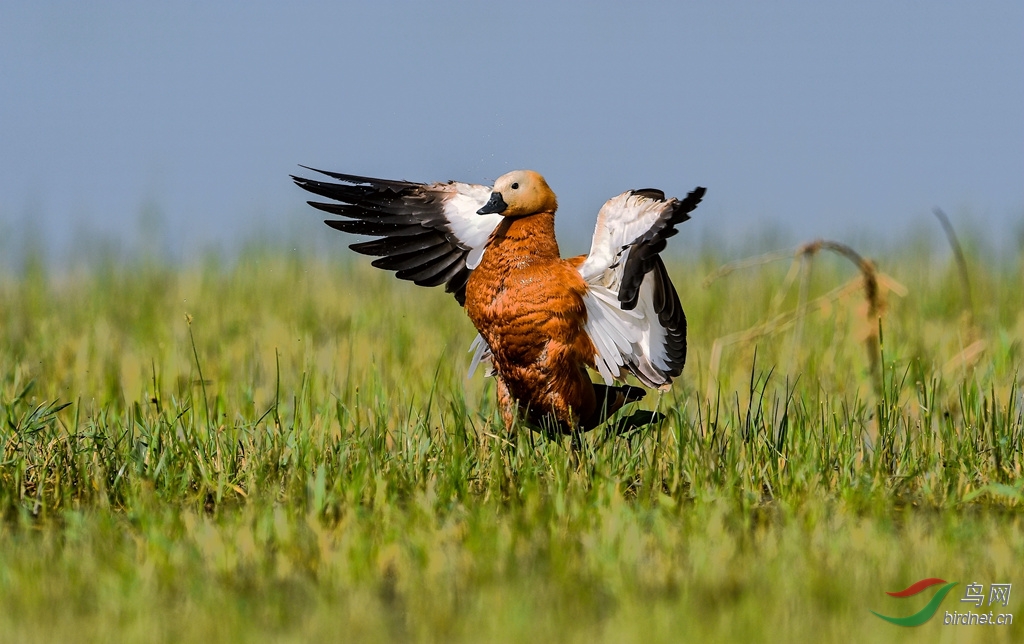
[0,241,1022,642]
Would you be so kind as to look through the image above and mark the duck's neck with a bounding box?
[489,212,561,262]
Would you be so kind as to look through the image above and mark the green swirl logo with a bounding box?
[872,578,959,627]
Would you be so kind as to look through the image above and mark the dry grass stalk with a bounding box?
[797,240,884,396]
[932,207,974,326]
[705,240,904,403]
[707,277,864,398]
[702,249,798,288]
[942,339,987,376]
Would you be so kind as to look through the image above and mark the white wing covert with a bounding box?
[577,186,706,388]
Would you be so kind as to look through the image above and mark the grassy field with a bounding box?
[0,237,1022,642]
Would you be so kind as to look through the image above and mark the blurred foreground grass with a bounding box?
[0,242,1022,642]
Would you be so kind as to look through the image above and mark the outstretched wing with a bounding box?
[577,186,706,388]
[292,167,503,305]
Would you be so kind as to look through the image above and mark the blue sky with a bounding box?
[1,2,1022,261]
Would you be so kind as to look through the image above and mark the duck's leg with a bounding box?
[494,374,519,434]
[579,383,648,430]
[609,410,667,437]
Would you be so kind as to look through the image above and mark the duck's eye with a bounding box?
[511,182,519,190]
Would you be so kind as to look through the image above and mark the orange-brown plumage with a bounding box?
[465,211,604,432]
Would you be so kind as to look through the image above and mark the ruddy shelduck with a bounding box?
[293,168,705,435]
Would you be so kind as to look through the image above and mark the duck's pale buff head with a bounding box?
[477,170,557,217]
